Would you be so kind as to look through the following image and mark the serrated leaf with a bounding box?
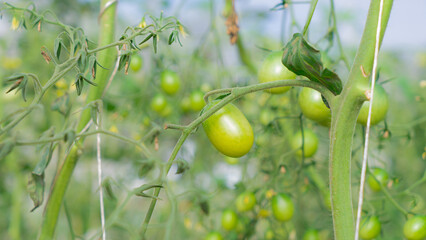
[282,33,342,95]
[175,158,189,174]
[27,173,44,212]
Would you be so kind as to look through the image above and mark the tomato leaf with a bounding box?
[27,172,45,212]
[282,33,342,95]
[175,158,189,174]
[138,159,155,178]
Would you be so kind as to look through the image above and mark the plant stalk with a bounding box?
[38,1,117,239]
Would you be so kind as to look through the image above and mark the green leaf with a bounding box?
[139,33,154,45]
[134,184,163,199]
[282,33,342,95]
[175,158,189,174]
[138,159,155,177]
[27,173,44,212]
[54,38,62,59]
[152,34,158,53]
[33,144,54,176]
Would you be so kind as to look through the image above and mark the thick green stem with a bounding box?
[328,0,393,239]
[39,1,117,239]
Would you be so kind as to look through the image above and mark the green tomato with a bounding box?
[202,100,254,157]
[224,156,239,165]
[357,84,389,126]
[290,129,319,158]
[259,108,275,126]
[150,94,167,113]
[271,193,294,222]
[303,229,320,240]
[160,70,180,95]
[235,192,256,212]
[264,229,275,240]
[180,96,191,113]
[258,51,297,94]
[367,167,389,192]
[298,87,331,126]
[190,90,206,111]
[204,231,223,240]
[403,215,426,240]
[130,54,142,72]
[221,209,238,231]
[359,216,381,240]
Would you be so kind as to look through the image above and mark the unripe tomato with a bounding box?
[202,100,254,158]
[160,70,180,95]
[235,192,256,212]
[367,168,389,192]
[357,84,389,126]
[290,129,319,158]
[271,193,294,222]
[264,229,275,239]
[130,54,142,72]
[190,90,205,111]
[180,96,191,113]
[258,51,297,94]
[359,216,381,240]
[150,94,167,113]
[221,209,238,231]
[403,215,426,240]
[303,229,320,240]
[204,231,223,240]
[298,87,331,126]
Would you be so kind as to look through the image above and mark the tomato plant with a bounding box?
[271,193,294,222]
[190,90,205,111]
[160,70,181,95]
[235,192,256,212]
[258,51,297,94]
[367,167,389,192]
[129,54,142,72]
[221,209,238,230]
[298,87,331,126]
[290,129,319,158]
[303,229,320,240]
[202,100,254,158]
[357,84,389,126]
[403,215,426,240]
[359,216,381,240]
